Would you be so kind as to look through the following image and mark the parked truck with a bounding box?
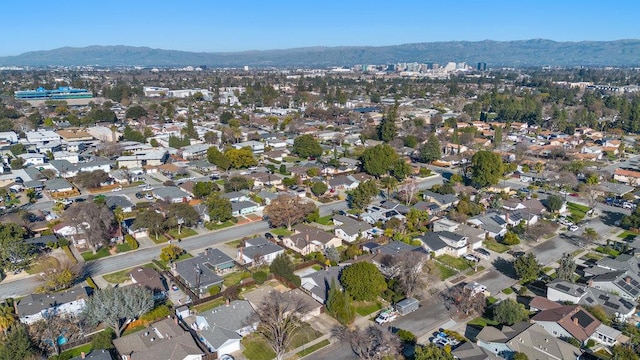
[395,297,419,315]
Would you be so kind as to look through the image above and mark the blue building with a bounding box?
[15,86,93,100]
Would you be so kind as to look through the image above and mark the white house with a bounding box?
[232,140,264,153]
[238,237,284,265]
[25,130,61,144]
[53,151,80,164]
[17,153,46,166]
[333,215,375,243]
[16,286,89,325]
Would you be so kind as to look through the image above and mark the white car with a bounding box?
[375,309,397,324]
[569,225,579,232]
[463,254,480,262]
[145,194,154,201]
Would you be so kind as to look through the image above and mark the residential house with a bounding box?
[117,149,168,168]
[300,266,343,304]
[255,190,279,205]
[106,195,136,213]
[476,322,581,360]
[328,175,360,191]
[17,153,46,166]
[432,218,485,247]
[467,212,508,238]
[193,203,210,223]
[360,204,405,225]
[371,241,430,276]
[284,224,342,255]
[44,177,74,194]
[246,172,282,188]
[613,168,640,185]
[129,267,168,301]
[109,169,132,184]
[422,191,458,211]
[174,248,234,296]
[221,191,250,202]
[16,286,89,325]
[181,144,210,160]
[70,350,112,360]
[532,304,626,346]
[153,187,192,203]
[416,230,480,257]
[231,201,261,216]
[333,214,375,243]
[185,300,257,356]
[113,318,204,360]
[584,254,640,301]
[451,341,500,360]
[243,287,322,322]
[232,140,264,153]
[238,237,284,265]
[51,222,88,249]
[25,130,61,144]
[502,198,547,216]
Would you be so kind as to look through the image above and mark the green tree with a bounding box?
[326,278,355,325]
[0,324,36,360]
[310,181,328,196]
[494,125,503,147]
[611,345,639,360]
[219,111,234,124]
[0,304,15,335]
[470,150,504,187]
[340,262,387,301]
[502,231,520,245]
[557,253,577,282]
[493,299,529,325]
[512,352,529,360]
[406,208,430,232]
[125,105,148,119]
[414,344,454,360]
[582,227,599,244]
[205,193,233,223]
[514,253,542,284]
[349,179,379,210]
[9,144,26,156]
[225,147,257,168]
[0,223,30,271]
[224,175,253,192]
[166,202,199,227]
[545,194,564,213]
[207,147,232,171]
[419,134,441,163]
[404,135,418,148]
[378,110,397,143]
[133,209,166,241]
[159,244,184,262]
[380,176,398,199]
[269,253,299,285]
[193,181,217,199]
[292,134,322,158]
[391,159,412,180]
[122,125,146,143]
[361,144,399,177]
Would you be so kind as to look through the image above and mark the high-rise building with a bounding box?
[477,62,487,71]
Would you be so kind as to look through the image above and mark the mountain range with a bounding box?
[2,39,640,68]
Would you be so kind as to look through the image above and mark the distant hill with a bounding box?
[2,40,640,68]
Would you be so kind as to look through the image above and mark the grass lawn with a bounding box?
[167,228,198,239]
[567,202,589,223]
[315,215,334,225]
[502,287,514,295]
[437,264,458,280]
[149,234,169,244]
[103,269,132,284]
[223,271,251,287]
[81,247,111,261]
[583,252,604,261]
[617,230,637,242]
[297,339,330,357]
[436,254,471,271]
[482,240,510,253]
[26,256,60,275]
[271,227,293,236]
[242,333,277,360]
[312,265,323,271]
[205,221,234,231]
[116,242,134,253]
[192,297,227,314]
[354,300,383,317]
[58,344,92,359]
[468,316,499,328]
[290,323,322,349]
[487,296,499,305]
[157,253,193,269]
[225,239,243,248]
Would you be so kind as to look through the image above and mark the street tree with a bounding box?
[340,262,387,301]
[225,147,257,168]
[470,150,504,188]
[264,195,316,230]
[0,303,15,335]
[292,134,323,158]
[310,181,328,197]
[502,231,521,245]
[326,278,355,325]
[514,253,542,284]
[166,202,199,227]
[391,159,413,180]
[64,201,115,253]
[206,147,232,171]
[361,144,399,177]
[442,285,486,316]
[336,324,401,360]
[82,286,154,338]
[0,324,37,360]
[545,195,564,213]
[349,179,379,210]
[493,299,529,325]
[418,134,442,163]
[133,209,166,241]
[37,256,81,292]
[378,113,398,143]
[0,223,30,272]
[557,253,577,282]
[205,193,233,223]
[582,227,599,244]
[224,175,253,192]
[125,105,148,119]
[250,290,309,360]
[414,344,454,360]
[159,244,184,262]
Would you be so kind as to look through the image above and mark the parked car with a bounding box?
[145,194,154,200]
[264,232,274,240]
[135,192,144,199]
[475,248,491,258]
[375,309,398,325]
[171,284,179,291]
[569,225,579,232]
[463,254,480,262]
[219,355,234,360]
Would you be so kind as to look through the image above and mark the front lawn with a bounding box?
[315,215,334,225]
[290,323,322,349]
[468,316,499,328]
[436,254,471,271]
[81,247,111,261]
[116,242,134,253]
[617,230,637,242]
[567,202,589,223]
[223,271,251,287]
[149,234,169,244]
[156,253,193,269]
[205,221,234,231]
[297,339,330,357]
[354,300,383,317]
[57,344,92,359]
[271,227,293,236]
[167,228,198,239]
[482,240,510,253]
[225,239,243,248]
[103,269,132,284]
[437,264,458,280]
[242,333,277,360]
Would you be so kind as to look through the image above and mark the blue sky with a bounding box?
[0,0,637,56]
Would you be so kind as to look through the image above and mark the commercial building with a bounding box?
[14,87,92,100]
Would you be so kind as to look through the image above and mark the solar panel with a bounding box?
[598,294,609,300]
[556,284,571,292]
[584,297,594,304]
[604,302,620,310]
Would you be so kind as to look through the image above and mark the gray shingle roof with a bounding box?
[242,237,284,261]
[16,286,89,318]
[174,248,232,290]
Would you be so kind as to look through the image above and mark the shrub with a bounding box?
[125,235,138,250]
[397,329,417,345]
[91,328,115,350]
[58,238,70,247]
[86,276,97,289]
[253,271,267,285]
[586,339,596,348]
[139,304,172,323]
[208,285,221,296]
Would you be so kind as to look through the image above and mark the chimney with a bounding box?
[573,317,579,325]
[587,278,594,287]
[626,276,632,284]
[174,316,179,325]
[81,352,86,359]
[226,298,230,306]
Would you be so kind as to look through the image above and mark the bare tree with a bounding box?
[64,202,115,253]
[263,195,316,230]
[379,251,434,297]
[82,286,153,338]
[250,291,310,360]
[29,314,83,356]
[400,178,418,206]
[36,256,81,293]
[442,285,486,316]
[335,325,401,360]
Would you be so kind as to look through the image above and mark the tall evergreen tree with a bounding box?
[419,134,441,163]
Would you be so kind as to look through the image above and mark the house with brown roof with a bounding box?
[284,224,342,255]
[113,318,203,360]
[613,168,640,185]
[129,267,168,301]
[532,304,626,346]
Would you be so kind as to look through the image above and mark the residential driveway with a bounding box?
[294,266,318,277]
[385,294,450,339]
[530,235,580,266]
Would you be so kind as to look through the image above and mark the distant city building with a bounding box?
[477,62,487,71]
[14,86,92,100]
